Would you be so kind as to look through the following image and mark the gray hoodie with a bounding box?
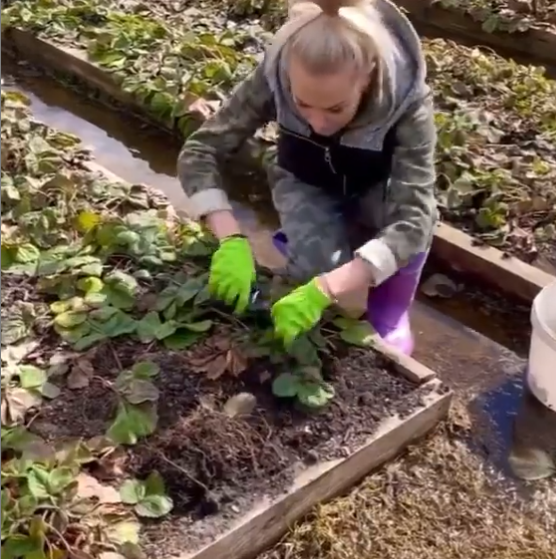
[178,0,437,284]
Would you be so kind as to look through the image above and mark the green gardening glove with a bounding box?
[208,235,255,313]
[271,278,332,346]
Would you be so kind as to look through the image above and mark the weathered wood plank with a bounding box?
[182,380,452,559]
[394,0,556,69]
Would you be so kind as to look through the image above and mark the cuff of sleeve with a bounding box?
[187,188,233,219]
[354,238,398,286]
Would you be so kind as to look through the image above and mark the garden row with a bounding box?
[2,0,555,293]
[395,0,556,68]
[0,90,451,559]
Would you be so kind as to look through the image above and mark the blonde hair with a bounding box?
[272,0,391,82]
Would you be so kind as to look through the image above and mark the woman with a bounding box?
[177,0,437,355]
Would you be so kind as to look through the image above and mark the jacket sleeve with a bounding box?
[355,89,438,285]
[177,62,276,219]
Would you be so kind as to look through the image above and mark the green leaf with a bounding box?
[155,320,178,340]
[14,243,40,263]
[0,534,39,558]
[80,261,104,276]
[272,373,301,398]
[53,310,88,329]
[135,494,174,518]
[287,335,321,366]
[297,382,335,408]
[76,210,101,232]
[120,479,145,505]
[95,311,137,338]
[27,466,51,499]
[18,365,46,389]
[84,291,108,307]
[48,467,74,494]
[144,471,165,496]
[122,379,159,405]
[136,311,163,343]
[135,313,177,343]
[176,278,204,305]
[101,284,135,310]
[40,381,61,399]
[182,319,213,333]
[132,361,160,378]
[1,245,14,270]
[333,318,379,348]
[73,331,107,351]
[107,402,157,445]
[50,300,72,315]
[155,285,179,312]
[105,270,139,295]
[163,329,201,350]
[77,276,104,294]
[89,306,119,322]
[115,230,141,246]
[55,321,91,344]
[102,271,138,309]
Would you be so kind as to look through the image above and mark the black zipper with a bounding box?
[281,127,347,195]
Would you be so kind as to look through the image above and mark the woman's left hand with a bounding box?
[271,278,332,346]
[271,258,375,345]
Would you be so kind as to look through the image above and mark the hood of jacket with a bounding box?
[262,0,428,150]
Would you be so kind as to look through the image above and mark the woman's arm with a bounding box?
[177,62,276,236]
[354,88,438,285]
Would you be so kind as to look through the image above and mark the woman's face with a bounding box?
[288,55,369,136]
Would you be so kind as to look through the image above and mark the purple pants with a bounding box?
[272,230,427,355]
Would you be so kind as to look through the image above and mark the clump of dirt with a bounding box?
[260,402,556,559]
[29,331,424,558]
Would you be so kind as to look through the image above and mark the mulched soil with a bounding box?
[27,328,429,558]
[259,401,556,559]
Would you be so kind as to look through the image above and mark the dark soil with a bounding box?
[28,329,429,558]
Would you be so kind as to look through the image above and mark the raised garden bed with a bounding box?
[2,0,554,300]
[0,90,451,559]
[395,0,556,69]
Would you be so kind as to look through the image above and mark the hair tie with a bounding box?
[317,0,340,16]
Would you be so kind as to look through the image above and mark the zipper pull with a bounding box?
[324,147,337,174]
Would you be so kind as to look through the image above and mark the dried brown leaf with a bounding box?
[206,354,228,380]
[76,472,121,504]
[5,387,42,424]
[421,273,459,298]
[225,348,248,376]
[68,357,95,389]
[94,447,129,480]
[259,370,272,383]
[224,392,257,417]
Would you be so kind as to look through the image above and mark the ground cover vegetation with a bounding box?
[3,0,556,268]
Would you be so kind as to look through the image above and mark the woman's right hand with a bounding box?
[208,235,256,313]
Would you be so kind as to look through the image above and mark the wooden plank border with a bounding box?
[67,161,452,559]
[182,380,451,559]
[4,28,553,304]
[394,0,556,69]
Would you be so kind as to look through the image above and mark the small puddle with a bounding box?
[4,58,553,485]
